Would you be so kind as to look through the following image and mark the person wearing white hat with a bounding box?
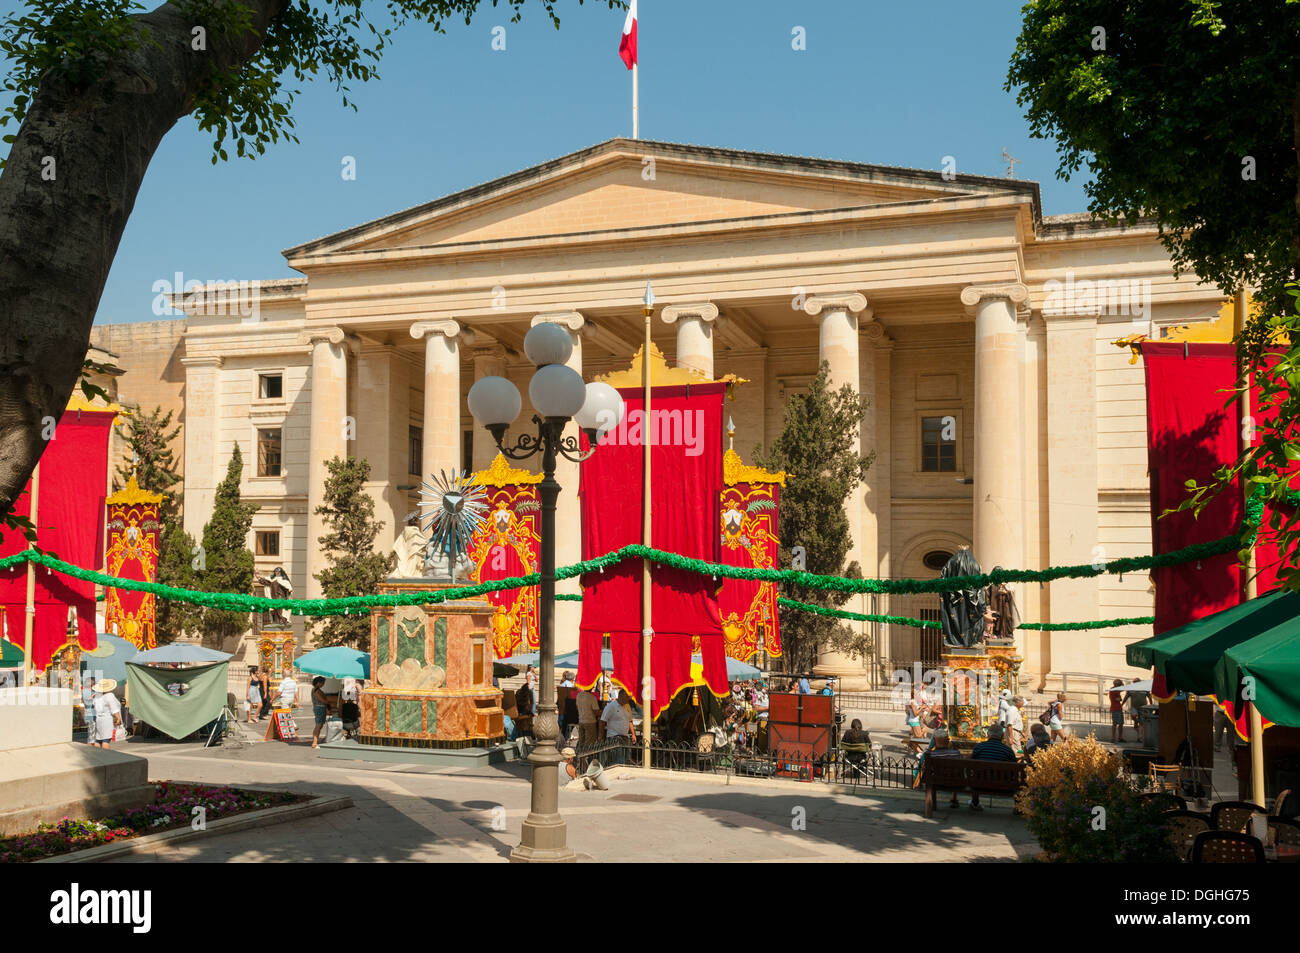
[91,678,122,749]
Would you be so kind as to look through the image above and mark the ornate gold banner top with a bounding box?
[470,453,543,487]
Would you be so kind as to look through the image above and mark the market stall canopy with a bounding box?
[295,646,369,679]
[1,639,23,666]
[132,643,232,665]
[125,660,228,740]
[1126,588,1300,696]
[1213,611,1300,729]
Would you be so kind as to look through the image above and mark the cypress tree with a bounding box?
[196,444,257,649]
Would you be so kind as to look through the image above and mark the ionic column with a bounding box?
[471,346,508,472]
[961,283,1029,579]
[531,311,585,654]
[411,320,475,481]
[803,292,870,683]
[301,327,349,601]
[660,302,722,378]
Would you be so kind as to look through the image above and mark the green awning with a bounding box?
[1214,622,1300,728]
[1,639,24,666]
[1125,588,1300,696]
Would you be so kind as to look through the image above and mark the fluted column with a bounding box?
[411,320,474,481]
[961,283,1029,579]
[531,311,585,654]
[301,327,349,601]
[660,302,722,378]
[803,292,870,682]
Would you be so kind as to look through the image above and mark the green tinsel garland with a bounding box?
[0,486,1284,626]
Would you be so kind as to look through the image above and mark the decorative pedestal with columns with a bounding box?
[360,581,504,748]
[941,640,1023,745]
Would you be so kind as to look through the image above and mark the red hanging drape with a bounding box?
[0,410,113,670]
[577,383,725,716]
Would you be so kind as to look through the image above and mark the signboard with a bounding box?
[265,708,298,741]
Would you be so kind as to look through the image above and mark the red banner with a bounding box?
[719,450,783,663]
[1141,341,1291,738]
[468,455,542,659]
[104,476,163,650]
[577,383,725,716]
[0,408,114,671]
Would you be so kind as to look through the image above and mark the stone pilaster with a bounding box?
[179,355,223,541]
[301,327,349,601]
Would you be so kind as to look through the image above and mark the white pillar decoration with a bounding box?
[301,327,349,602]
[961,283,1029,579]
[660,302,723,378]
[803,292,871,684]
[530,311,586,654]
[411,320,475,482]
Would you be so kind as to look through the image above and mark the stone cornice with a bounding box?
[960,283,1029,315]
[410,319,475,345]
[660,302,721,326]
[803,293,871,319]
[180,355,224,368]
[531,311,586,332]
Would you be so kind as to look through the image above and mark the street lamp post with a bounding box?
[468,322,623,863]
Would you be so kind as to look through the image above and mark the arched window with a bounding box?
[922,550,953,573]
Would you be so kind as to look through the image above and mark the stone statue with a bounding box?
[939,548,988,649]
[392,524,429,578]
[986,569,1020,640]
[255,566,294,627]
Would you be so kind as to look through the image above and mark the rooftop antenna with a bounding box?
[1001,148,1021,179]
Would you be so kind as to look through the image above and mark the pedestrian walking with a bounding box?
[246,666,263,724]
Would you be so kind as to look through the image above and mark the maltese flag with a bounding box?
[619,0,638,69]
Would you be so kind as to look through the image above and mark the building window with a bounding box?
[257,428,282,477]
[258,373,283,400]
[922,550,954,572]
[255,531,280,557]
[463,430,474,472]
[920,416,957,472]
[409,425,423,476]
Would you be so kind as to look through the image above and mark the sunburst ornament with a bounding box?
[417,470,488,581]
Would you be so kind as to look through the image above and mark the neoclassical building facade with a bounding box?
[172,138,1231,689]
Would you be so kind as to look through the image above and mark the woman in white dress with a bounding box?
[91,678,122,749]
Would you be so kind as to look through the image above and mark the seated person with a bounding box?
[966,723,1017,812]
[515,682,535,718]
[916,727,964,805]
[841,718,871,747]
[1023,722,1052,759]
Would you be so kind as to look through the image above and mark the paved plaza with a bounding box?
[104,714,1037,863]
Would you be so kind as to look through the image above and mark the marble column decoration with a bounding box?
[301,327,349,601]
[803,292,871,683]
[411,320,475,482]
[961,283,1029,581]
[530,311,585,655]
[660,302,723,378]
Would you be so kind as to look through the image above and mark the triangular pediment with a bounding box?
[284,140,1039,259]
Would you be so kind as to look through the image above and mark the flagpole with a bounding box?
[22,462,39,686]
[632,62,639,139]
[641,283,654,769]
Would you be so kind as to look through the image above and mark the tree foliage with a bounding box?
[155,522,202,644]
[1006,0,1300,316]
[312,456,396,650]
[195,443,257,648]
[754,363,874,673]
[115,405,183,518]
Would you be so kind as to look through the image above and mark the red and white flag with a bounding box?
[619,0,638,70]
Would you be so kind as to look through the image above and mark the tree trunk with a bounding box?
[0,0,286,517]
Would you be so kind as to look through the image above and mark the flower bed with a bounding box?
[0,782,302,863]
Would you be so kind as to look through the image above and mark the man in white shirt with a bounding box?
[276,675,298,708]
[599,689,638,767]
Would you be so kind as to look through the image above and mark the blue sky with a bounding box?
[2,1,1091,325]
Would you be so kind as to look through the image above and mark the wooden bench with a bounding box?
[919,757,1026,817]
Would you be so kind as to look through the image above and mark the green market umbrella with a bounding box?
[1213,615,1300,728]
[1126,588,1300,696]
[1,639,24,666]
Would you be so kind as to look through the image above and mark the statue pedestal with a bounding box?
[249,627,296,677]
[360,579,505,749]
[941,642,1023,745]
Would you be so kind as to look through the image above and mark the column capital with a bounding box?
[660,302,721,326]
[961,283,1029,315]
[803,292,870,318]
[530,311,586,332]
[410,319,475,345]
[298,326,346,347]
[862,321,893,347]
